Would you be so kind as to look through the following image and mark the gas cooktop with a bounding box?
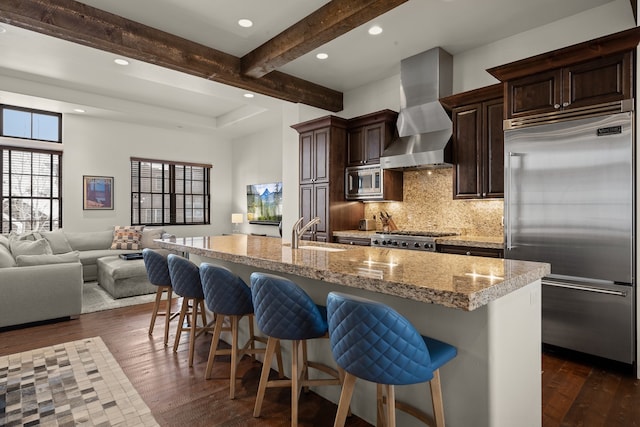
[371,230,459,251]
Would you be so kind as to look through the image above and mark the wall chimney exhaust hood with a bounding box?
[380,47,453,170]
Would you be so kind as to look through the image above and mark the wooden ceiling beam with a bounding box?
[241,0,408,78]
[0,0,344,111]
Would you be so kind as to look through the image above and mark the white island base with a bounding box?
[190,255,542,427]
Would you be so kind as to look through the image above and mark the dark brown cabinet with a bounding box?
[437,244,504,258]
[347,110,398,166]
[440,84,504,199]
[487,27,640,121]
[505,52,632,118]
[292,116,363,242]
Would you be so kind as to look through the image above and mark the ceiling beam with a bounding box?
[0,0,344,112]
[241,0,408,79]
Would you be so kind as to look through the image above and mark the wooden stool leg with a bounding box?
[291,340,301,427]
[199,299,208,328]
[204,313,225,379]
[376,384,384,427]
[253,336,278,418]
[333,372,356,427]
[429,369,446,427]
[386,385,396,427]
[163,287,173,346]
[230,315,239,399]
[173,298,189,353]
[188,298,199,367]
[275,339,285,378]
[149,287,163,335]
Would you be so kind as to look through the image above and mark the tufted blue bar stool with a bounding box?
[199,263,283,399]
[326,292,457,427]
[167,254,211,367]
[142,249,179,346]
[250,272,342,427]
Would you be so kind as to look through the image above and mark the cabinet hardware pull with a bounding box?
[465,251,471,256]
[562,102,569,107]
[542,280,627,297]
[554,104,560,109]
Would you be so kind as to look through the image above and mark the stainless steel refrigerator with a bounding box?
[504,107,635,364]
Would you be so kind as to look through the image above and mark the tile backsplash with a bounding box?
[363,168,504,237]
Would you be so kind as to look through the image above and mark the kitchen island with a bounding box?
[158,234,550,427]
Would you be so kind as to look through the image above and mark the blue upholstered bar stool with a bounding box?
[326,292,457,427]
[199,263,283,399]
[167,254,211,367]
[142,248,179,346]
[250,272,342,427]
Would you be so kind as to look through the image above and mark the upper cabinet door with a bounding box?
[506,69,562,118]
[564,52,632,109]
[299,131,314,184]
[347,126,365,166]
[313,127,330,183]
[452,104,482,198]
[363,123,384,165]
[483,98,504,198]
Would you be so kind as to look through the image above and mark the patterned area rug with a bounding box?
[0,337,158,426]
[82,282,156,314]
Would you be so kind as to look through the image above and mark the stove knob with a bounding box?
[414,242,420,248]
[426,243,433,249]
[373,240,379,245]
[401,242,408,247]
[381,240,387,245]
[392,241,398,246]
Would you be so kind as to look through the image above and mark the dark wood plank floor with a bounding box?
[1,302,640,426]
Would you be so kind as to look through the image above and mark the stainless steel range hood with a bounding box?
[380,47,453,170]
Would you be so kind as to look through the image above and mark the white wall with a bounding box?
[62,115,232,237]
[231,124,283,236]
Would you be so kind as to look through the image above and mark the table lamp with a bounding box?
[231,213,243,234]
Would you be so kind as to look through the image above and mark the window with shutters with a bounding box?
[130,157,211,226]
[1,147,62,233]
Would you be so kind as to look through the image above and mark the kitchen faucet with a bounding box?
[291,216,321,249]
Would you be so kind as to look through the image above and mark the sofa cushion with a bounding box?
[0,243,15,268]
[65,230,114,251]
[9,231,43,241]
[111,225,145,250]
[15,251,81,267]
[141,228,164,249]
[0,234,9,249]
[10,238,52,257]
[41,229,74,254]
[77,249,139,266]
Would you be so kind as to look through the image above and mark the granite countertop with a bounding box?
[158,235,548,311]
[332,229,504,249]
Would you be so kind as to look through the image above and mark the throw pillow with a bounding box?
[10,238,53,257]
[111,225,145,250]
[41,230,73,254]
[8,230,43,241]
[0,243,15,268]
[141,228,164,249]
[15,251,80,267]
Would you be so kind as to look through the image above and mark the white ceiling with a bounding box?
[0,0,621,139]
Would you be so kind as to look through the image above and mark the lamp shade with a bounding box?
[231,213,243,224]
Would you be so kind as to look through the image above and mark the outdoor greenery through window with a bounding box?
[1,105,62,143]
[131,158,211,226]
[1,147,62,233]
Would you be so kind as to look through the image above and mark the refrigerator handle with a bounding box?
[542,279,628,297]
[505,152,523,250]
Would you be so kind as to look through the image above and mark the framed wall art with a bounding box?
[83,175,114,210]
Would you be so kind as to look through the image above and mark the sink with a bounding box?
[298,245,346,252]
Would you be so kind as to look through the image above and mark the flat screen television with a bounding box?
[246,182,282,226]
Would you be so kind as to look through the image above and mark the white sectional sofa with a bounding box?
[0,227,172,328]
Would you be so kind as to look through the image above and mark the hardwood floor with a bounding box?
[1,302,640,426]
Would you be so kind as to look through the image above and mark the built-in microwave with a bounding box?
[345,164,403,201]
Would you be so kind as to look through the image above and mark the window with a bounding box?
[1,147,62,233]
[1,105,62,143]
[131,157,211,226]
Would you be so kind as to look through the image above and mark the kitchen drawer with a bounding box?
[437,244,503,258]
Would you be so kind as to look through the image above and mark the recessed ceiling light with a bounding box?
[244,93,254,98]
[368,25,383,36]
[316,53,328,60]
[73,108,85,113]
[114,58,129,66]
[238,19,253,28]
